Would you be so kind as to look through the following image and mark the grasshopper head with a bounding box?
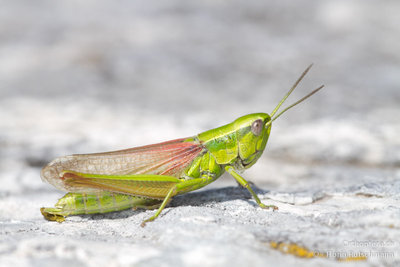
[234,113,272,169]
[235,64,324,169]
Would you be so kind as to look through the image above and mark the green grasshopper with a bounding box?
[41,65,323,226]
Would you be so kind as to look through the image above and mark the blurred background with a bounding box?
[1,0,399,191]
[0,0,399,266]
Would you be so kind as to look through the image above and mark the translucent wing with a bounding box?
[41,137,204,192]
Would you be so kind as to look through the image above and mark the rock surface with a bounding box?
[1,1,399,266]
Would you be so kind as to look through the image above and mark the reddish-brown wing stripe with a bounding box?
[138,146,203,175]
[161,146,203,175]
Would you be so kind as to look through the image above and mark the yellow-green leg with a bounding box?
[140,176,215,227]
[140,187,176,227]
[225,166,278,210]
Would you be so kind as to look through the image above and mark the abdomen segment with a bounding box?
[40,192,162,222]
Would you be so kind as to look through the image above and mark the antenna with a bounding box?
[265,65,324,128]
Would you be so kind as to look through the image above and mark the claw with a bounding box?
[140,217,154,227]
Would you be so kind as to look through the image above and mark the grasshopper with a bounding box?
[41,65,323,226]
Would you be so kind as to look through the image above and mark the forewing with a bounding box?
[41,137,204,191]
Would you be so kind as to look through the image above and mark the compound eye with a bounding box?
[251,119,263,136]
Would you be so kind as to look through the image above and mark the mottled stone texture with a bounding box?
[1,1,399,266]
